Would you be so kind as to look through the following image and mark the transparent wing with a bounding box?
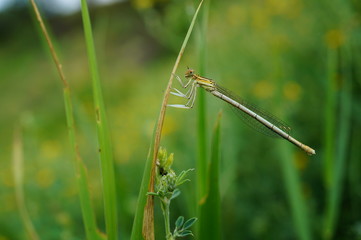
[215,83,292,138]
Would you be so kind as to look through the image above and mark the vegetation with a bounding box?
[1,0,360,239]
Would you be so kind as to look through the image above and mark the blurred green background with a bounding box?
[1,0,360,239]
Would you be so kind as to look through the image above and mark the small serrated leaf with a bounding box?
[176,168,194,186]
[170,189,181,200]
[175,216,184,229]
[178,230,193,237]
[183,217,197,230]
[176,179,190,186]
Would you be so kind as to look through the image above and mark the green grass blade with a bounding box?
[198,112,222,240]
[64,89,105,240]
[28,1,104,239]
[323,44,353,240]
[130,126,156,240]
[12,126,40,240]
[278,145,312,240]
[80,1,118,239]
[196,0,210,203]
[130,1,204,239]
[323,48,337,187]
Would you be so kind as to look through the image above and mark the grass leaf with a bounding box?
[198,112,222,240]
[323,43,353,240]
[80,1,118,239]
[12,126,40,240]
[130,1,204,239]
[28,1,104,239]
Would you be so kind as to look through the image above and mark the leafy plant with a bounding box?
[148,147,196,240]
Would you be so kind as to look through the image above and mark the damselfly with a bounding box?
[168,68,316,155]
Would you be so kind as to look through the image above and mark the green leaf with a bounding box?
[183,217,198,230]
[28,1,105,239]
[175,216,184,229]
[178,230,193,237]
[323,43,353,240]
[170,189,181,200]
[80,1,118,239]
[131,1,204,238]
[198,112,222,240]
[130,127,157,240]
[176,168,194,186]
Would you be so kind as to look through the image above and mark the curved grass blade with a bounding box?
[130,1,204,239]
[28,1,104,239]
[12,126,40,240]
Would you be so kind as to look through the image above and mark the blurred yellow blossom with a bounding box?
[252,80,275,99]
[267,0,303,18]
[251,7,270,30]
[163,115,177,136]
[2,168,14,187]
[56,212,71,226]
[294,151,309,170]
[227,4,247,27]
[283,81,302,101]
[35,168,55,188]
[41,140,61,160]
[325,29,345,49]
[132,0,168,9]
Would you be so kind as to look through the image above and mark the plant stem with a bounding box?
[161,198,174,240]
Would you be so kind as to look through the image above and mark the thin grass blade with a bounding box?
[278,143,312,240]
[12,126,40,240]
[323,44,353,240]
[198,112,222,240]
[28,1,104,239]
[196,0,209,204]
[324,48,337,187]
[130,1,204,239]
[80,1,118,239]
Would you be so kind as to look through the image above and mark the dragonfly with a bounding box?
[168,68,316,155]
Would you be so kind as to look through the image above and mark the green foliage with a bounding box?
[149,147,196,240]
[2,0,361,239]
[80,0,118,239]
[198,112,222,240]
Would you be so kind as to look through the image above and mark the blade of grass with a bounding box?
[323,44,353,240]
[80,1,118,239]
[198,112,222,240]
[12,126,40,240]
[278,143,312,240]
[130,1,204,239]
[196,0,210,205]
[28,1,104,239]
[323,47,337,187]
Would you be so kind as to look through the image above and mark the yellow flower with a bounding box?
[227,4,246,27]
[163,115,177,136]
[41,140,61,160]
[283,81,302,101]
[294,151,308,170]
[251,8,270,30]
[325,29,345,49]
[35,168,55,188]
[56,212,71,226]
[252,80,275,99]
